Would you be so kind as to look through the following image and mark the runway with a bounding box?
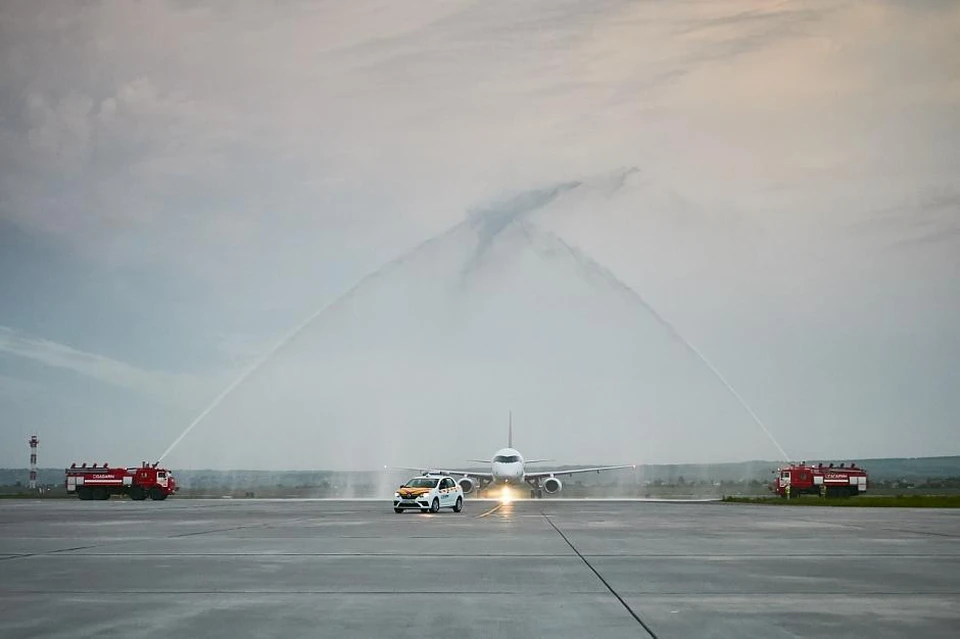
[1,498,958,638]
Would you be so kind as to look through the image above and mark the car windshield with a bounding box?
[404,478,439,488]
[494,455,520,463]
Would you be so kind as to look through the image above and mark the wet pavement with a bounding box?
[1,498,958,638]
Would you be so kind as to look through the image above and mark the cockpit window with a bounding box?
[494,455,520,463]
[404,478,439,488]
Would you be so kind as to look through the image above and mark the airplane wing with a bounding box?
[385,465,494,480]
[524,464,636,479]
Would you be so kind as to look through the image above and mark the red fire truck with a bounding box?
[772,462,868,498]
[65,462,177,501]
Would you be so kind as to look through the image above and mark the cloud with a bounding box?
[0,1,956,270]
[847,189,960,249]
[0,1,958,467]
[0,325,213,404]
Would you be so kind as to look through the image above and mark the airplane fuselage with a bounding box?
[490,447,525,484]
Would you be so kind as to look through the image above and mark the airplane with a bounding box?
[390,413,635,498]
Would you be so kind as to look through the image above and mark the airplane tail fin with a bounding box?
[508,410,513,448]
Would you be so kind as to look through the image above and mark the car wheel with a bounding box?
[430,498,440,513]
[394,507,404,513]
[453,496,463,513]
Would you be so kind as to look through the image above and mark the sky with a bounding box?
[1,0,958,470]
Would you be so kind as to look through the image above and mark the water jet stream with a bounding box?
[539,230,791,462]
[157,223,467,462]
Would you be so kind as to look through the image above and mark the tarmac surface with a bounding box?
[1,497,959,638]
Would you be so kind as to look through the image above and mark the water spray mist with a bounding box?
[159,172,790,465]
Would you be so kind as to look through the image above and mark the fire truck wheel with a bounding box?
[149,487,165,501]
[92,488,109,500]
[130,487,146,501]
[77,488,93,500]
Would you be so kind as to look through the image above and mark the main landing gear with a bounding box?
[529,486,543,499]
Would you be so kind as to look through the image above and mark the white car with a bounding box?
[394,474,464,513]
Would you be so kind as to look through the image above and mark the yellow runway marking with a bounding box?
[476,503,502,518]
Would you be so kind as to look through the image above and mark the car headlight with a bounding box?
[394,492,400,498]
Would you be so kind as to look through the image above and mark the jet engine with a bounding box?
[542,477,562,494]
[458,477,476,494]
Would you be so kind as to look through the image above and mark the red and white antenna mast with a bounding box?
[28,435,39,490]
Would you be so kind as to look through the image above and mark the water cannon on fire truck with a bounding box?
[65,461,177,501]
[771,461,868,498]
